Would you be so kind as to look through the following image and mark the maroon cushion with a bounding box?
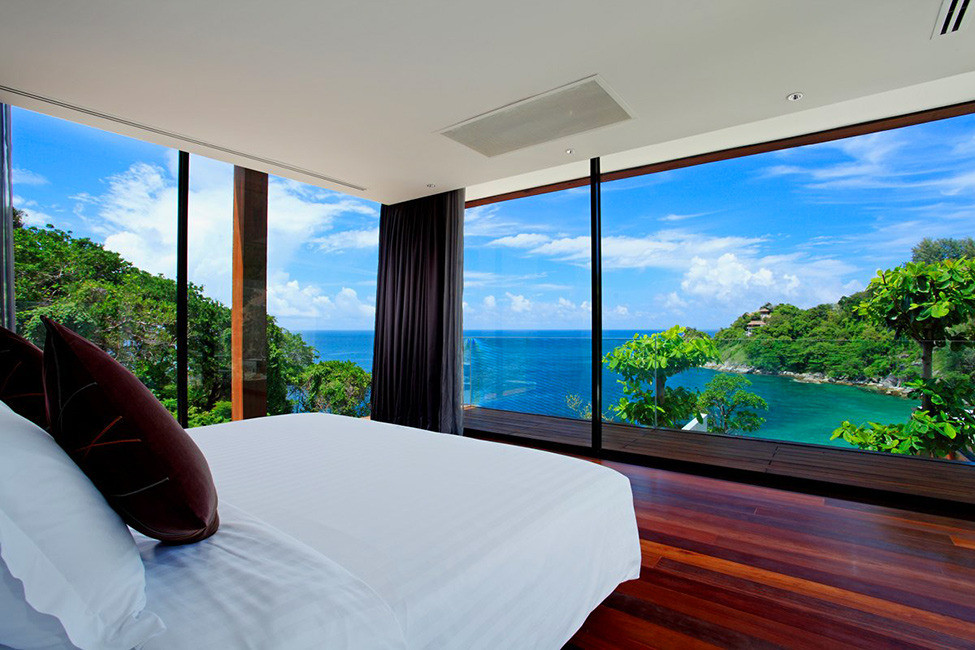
[42,317,218,544]
[0,326,48,429]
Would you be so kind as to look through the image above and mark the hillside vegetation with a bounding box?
[12,211,369,425]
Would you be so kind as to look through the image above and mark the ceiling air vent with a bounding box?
[932,0,971,37]
[440,76,631,157]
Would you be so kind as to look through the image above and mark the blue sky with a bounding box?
[11,107,975,331]
[11,107,381,331]
[464,114,975,330]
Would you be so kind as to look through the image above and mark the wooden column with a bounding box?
[232,166,268,420]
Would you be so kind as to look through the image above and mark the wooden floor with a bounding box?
[465,407,975,506]
[555,457,975,649]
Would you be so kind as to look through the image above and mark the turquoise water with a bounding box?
[299,330,916,448]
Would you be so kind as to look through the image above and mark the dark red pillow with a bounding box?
[0,326,48,429]
[42,317,218,544]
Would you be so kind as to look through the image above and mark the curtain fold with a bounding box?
[371,189,464,434]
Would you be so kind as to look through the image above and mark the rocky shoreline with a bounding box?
[705,362,911,398]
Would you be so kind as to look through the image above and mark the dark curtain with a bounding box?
[371,189,464,434]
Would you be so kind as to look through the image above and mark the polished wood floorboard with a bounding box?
[548,458,975,649]
[465,407,975,505]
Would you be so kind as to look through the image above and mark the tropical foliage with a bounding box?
[714,299,912,382]
[13,216,371,423]
[832,258,975,457]
[299,360,371,417]
[854,259,975,397]
[696,374,768,434]
[912,237,975,264]
[604,326,719,427]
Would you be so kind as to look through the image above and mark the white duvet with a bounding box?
[147,414,641,649]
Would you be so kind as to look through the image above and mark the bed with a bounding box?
[136,414,642,649]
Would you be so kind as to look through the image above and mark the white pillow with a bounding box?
[0,402,165,650]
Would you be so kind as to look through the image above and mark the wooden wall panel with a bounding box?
[232,166,268,420]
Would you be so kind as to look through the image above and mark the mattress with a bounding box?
[184,414,641,649]
[137,503,406,650]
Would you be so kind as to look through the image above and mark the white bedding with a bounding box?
[183,414,641,649]
[137,503,406,650]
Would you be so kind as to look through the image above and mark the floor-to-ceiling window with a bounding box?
[184,154,233,425]
[265,177,379,418]
[465,109,975,467]
[10,107,179,408]
[599,113,975,462]
[9,105,384,426]
[463,186,592,444]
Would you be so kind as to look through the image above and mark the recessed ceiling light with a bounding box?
[565,148,574,155]
[426,183,436,188]
[787,92,804,102]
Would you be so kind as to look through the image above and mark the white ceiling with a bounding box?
[1,0,974,204]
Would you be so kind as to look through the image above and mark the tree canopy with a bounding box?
[12,218,370,423]
[832,257,975,457]
[911,237,975,264]
[604,326,719,427]
[855,258,975,402]
[697,374,768,434]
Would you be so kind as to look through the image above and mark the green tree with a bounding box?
[604,326,718,427]
[832,377,975,458]
[833,258,975,457]
[911,237,975,264]
[564,394,592,420]
[855,258,975,410]
[713,298,913,384]
[267,318,316,415]
[696,373,767,434]
[299,360,371,417]
[187,287,231,410]
[11,220,350,426]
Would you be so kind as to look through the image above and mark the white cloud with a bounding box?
[952,134,975,156]
[502,229,765,271]
[11,168,48,185]
[482,295,496,309]
[506,292,531,312]
[658,212,706,222]
[760,130,933,193]
[663,292,688,311]
[679,252,858,310]
[12,196,59,227]
[464,270,546,288]
[682,254,779,301]
[64,159,378,321]
[313,228,379,253]
[267,274,375,327]
[465,204,523,238]
[488,233,551,248]
[268,276,334,318]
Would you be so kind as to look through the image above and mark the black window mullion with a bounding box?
[590,157,602,455]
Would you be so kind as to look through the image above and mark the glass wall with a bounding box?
[10,107,179,407]
[9,106,382,426]
[11,101,974,463]
[184,154,233,426]
[265,176,379,417]
[599,113,975,461]
[463,186,592,442]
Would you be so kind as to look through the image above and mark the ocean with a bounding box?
[299,329,915,448]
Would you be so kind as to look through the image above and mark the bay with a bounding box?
[299,329,915,448]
